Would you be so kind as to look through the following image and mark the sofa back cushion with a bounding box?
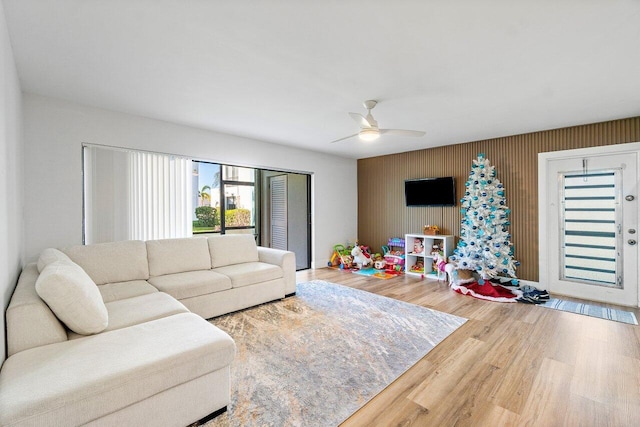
[35,261,109,335]
[63,240,149,285]
[208,234,259,268]
[37,248,73,273]
[146,237,212,277]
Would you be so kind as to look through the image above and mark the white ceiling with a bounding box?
[3,0,640,159]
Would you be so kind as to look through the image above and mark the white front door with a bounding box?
[540,147,639,307]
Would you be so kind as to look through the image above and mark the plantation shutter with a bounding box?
[270,175,288,250]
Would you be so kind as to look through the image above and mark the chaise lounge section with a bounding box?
[0,234,296,427]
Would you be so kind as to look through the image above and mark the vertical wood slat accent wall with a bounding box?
[357,117,640,281]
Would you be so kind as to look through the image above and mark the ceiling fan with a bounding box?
[331,100,426,143]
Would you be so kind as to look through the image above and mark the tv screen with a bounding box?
[405,177,456,206]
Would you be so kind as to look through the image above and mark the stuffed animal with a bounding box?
[413,238,425,254]
[351,245,372,269]
[430,243,442,257]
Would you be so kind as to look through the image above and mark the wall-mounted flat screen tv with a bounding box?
[405,177,456,206]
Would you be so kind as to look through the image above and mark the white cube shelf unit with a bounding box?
[405,233,455,278]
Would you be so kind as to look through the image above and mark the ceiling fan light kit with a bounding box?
[331,99,426,144]
[359,128,380,141]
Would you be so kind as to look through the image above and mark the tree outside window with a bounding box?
[192,162,221,233]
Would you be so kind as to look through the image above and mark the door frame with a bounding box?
[538,142,640,307]
[261,170,313,271]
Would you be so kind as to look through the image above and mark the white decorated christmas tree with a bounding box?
[450,153,519,282]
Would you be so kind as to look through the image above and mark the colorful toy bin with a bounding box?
[382,237,405,272]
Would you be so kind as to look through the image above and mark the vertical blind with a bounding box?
[83,146,131,244]
[128,151,192,241]
[84,146,193,243]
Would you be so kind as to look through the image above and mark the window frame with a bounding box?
[193,161,257,235]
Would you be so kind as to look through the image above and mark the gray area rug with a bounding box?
[540,297,638,325]
[205,280,467,427]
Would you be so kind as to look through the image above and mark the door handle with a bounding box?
[628,229,636,234]
[629,239,637,246]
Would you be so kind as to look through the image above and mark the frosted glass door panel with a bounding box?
[560,170,620,287]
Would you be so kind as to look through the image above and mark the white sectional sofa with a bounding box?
[0,234,296,427]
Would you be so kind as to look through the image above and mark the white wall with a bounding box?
[23,94,357,269]
[0,3,24,365]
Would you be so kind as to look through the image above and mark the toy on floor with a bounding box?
[328,244,353,269]
[351,245,372,269]
[372,253,386,270]
[383,237,405,275]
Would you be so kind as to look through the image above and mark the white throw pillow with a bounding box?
[37,248,73,273]
[35,261,109,335]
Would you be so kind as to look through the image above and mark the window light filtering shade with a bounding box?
[128,151,192,241]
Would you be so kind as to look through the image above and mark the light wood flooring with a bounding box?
[296,268,640,427]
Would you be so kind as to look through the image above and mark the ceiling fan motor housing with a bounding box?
[363,100,378,110]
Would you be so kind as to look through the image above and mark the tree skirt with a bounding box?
[451,280,521,303]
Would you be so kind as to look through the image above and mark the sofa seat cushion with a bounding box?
[146,237,212,277]
[0,313,236,427]
[213,262,283,288]
[98,280,159,303]
[35,261,109,335]
[148,270,232,300]
[67,293,189,340]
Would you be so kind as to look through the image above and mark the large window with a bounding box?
[192,161,256,235]
[84,147,310,271]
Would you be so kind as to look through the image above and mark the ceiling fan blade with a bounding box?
[330,133,359,144]
[379,129,426,137]
[349,112,372,128]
